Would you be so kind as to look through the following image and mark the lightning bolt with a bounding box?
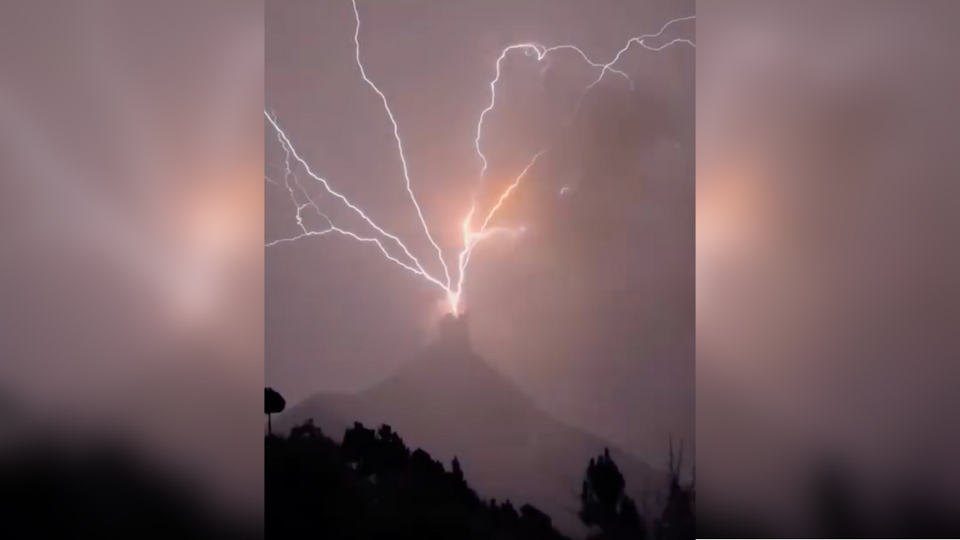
[453,149,545,311]
[265,111,449,290]
[265,0,694,316]
[579,16,696,112]
[473,44,631,193]
[350,0,452,288]
[264,124,437,281]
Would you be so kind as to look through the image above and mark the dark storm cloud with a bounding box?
[465,82,694,462]
[266,0,694,466]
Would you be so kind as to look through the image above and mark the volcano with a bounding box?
[277,313,665,535]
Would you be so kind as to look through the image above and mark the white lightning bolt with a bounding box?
[350,0,451,288]
[473,44,631,192]
[264,111,449,291]
[581,15,696,107]
[265,127,436,280]
[455,12,695,308]
[265,0,695,316]
[453,149,545,309]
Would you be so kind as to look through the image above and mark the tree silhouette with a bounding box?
[580,448,645,539]
[264,387,285,436]
[653,438,694,540]
[452,456,465,487]
[577,442,699,540]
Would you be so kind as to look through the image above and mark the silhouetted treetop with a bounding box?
[580,447,645,538]
[654,438,694,540]
[265,387,286,436]
[265,388,286,414]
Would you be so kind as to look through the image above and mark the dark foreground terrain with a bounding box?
[266,417,694,540]
[279,314,669,536]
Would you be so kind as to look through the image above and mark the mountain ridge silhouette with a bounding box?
[278,313,666,536]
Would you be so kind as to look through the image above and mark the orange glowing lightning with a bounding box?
[266,0,695,316]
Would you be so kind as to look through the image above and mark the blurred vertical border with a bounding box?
[696,1,960,537]
[0,1,264,537]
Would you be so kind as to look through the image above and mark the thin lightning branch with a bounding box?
[454,150,545,305]
[267,226,436,279]
[275,134,319,234]
[264,111,448,290]
[476,150,545,240]
[582,15,696,102]
[474,44,630,193]
[639,37,697,52]
[265,115,449,288]
[350,0,451,288]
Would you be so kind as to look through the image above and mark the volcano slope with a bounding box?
[278,314,666,535]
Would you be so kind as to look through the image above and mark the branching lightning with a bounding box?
[264,124,439,282]
[576,16,696,113]
[266,0,695,315]
[350,0,451,288]
[473,44,630,194]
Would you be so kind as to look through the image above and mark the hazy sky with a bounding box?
[696,0,960,527]
[0,0,263,409]
[265,0,694,462]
